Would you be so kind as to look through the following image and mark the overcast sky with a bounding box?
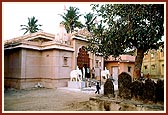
[2,2,165,41]
[2,2,94,40]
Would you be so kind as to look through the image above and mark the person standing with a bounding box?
[82,66,85,79]
[95,82,101,94]
[91,67,95,79]
[86,67,90,78]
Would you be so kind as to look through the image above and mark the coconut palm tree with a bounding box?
[59,6,83,33]
[84,12,97,32]
[20,16,42,35]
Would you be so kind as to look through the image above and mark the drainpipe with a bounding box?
[99,60,102,87]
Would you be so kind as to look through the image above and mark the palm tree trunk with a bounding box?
[133,49,144,80]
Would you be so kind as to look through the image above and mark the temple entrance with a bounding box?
[77,46,90,78]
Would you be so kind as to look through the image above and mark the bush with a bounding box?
[104,79,114,97]
[155,79,164,102]
[118,72,132,99]
[131,80,144,99]
[142,79,156,101]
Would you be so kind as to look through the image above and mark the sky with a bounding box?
[2,2,166,41]
[2,2,95,40]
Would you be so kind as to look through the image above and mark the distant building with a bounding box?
[141,48,164,78]
[4,24,104,89]
[104,55,135,80]
[105,48,164,80]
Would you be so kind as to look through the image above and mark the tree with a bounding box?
[59,6,84,33]
[84,12,97,32]
[20,16,42,35]
[86,4,164,79]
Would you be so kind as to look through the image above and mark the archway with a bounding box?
[77,46,90,78]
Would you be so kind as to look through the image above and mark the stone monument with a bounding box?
[68,66,85,89]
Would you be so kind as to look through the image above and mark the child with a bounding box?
[95,82,101,94]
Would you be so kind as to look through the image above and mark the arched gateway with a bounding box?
[77,46,90,78]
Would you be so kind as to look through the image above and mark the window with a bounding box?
[63,57,68,66]
[95,60,99,68]
[99,61,101,67]
[162,64,164,74]
[144,66,147,69]
[151,64,155,70]
[128,66,131,72]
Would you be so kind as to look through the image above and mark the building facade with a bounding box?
[4,25,104,89]
[104,48,164,80]
[104,55,135,80]
[4,24,164,89]
[141,49,164,78]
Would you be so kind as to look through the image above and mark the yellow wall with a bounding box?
[141,49,164,78]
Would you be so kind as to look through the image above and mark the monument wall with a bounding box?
[4,48,22,89]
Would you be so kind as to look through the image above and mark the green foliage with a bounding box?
[84,12,97,32]
[20,16,42,35]
[86,4,164,58]
[59,6,84,33]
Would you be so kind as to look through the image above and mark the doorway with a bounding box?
[77,46,90,78]
[111,66,119,85]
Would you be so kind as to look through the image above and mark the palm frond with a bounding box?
[20,16,42,35]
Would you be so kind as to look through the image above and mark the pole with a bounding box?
[99,60,102,89]
[100,66,101,87]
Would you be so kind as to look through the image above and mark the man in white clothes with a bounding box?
[82,67,85,79]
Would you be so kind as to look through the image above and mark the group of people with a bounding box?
[77,65,101,94]
[80,65,100,94]
[82,65,95,79]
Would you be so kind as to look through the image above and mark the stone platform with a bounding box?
[68,81,85,89]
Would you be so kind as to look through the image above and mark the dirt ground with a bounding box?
[3,87,164,112]
[4,87,96,111]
